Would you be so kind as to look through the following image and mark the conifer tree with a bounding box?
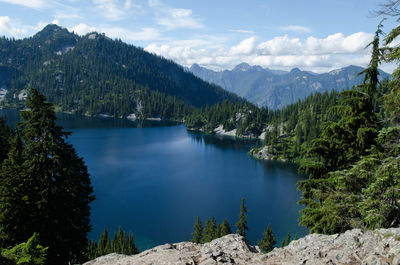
[0,88,94,264]
[258,224,275,253]
[97,228,111,257]
[0,117,12,165]
[219,219,232,237]
[235,198,248,238]
[202,217,217,243]
[297,24,383,234]
[191,216,203,243]
[281,231,291,247]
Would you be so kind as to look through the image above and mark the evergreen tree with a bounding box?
[297,24,382,234]
[191,216,203,243]
[258,224,276,253]
[0,88,94,264]
[0,117,12,165]
[281,231,291,247]
[235,198,248,238]
[96,228,111,257]
[86,240,97,261]
[219,219,232,237]
[202,217,217,243]
[110,226,138,255]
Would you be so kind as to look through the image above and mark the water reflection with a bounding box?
[0,109,180,129]
[187,130,262,152]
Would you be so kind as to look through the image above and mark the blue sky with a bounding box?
[0,0,397,72]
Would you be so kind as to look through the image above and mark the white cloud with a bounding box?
[157,8,203,30]
[0,0,48,9]
[145,32,376,73]
[54,12,83,20]
[230,37,256,55]
[69,23,97,35]
[0,16,48,38]
[92,0,144,21]
[229,29,255,34]
[149,1,203,30]
[0,16,29,36]
[69,23,161,41]
[279,25,312,33]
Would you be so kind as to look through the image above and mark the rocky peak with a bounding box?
[84,228,400,265]
[233,63,252,72]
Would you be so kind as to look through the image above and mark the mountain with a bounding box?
[0,24,240,118]
[189,63,391,109]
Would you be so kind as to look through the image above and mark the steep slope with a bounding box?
[190,63,390,109]
[0,24,240,118]
[84,228,400,265]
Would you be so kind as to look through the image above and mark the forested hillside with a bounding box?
[184,89,341,162]
[0,24,240,119]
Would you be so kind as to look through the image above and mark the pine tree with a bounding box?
[219,219,232,237]
[0,88,94,264]
[258,224,276,253]
[235,198,248,238]
[191,216,203,243]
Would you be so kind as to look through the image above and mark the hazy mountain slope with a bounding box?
[190,63,390,109]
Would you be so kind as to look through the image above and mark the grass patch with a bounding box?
[384,233,393,238]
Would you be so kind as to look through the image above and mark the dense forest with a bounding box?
[0,24,240,120]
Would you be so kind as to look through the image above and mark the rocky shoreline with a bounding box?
[84,228,400,265]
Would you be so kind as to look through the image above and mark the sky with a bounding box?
[0,0,398,73]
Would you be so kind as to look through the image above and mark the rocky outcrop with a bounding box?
[84,228,400,265]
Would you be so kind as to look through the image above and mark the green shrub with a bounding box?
[1,233,48,265]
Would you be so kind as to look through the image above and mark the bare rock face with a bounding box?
[84,228,400,265]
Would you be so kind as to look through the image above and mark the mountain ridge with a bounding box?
[0,24,241,118]
[189,63,391,109]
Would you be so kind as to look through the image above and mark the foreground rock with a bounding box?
[84,228,400,265]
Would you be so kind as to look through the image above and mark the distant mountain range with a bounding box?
[189,63,391,109]
[0,24,240,118]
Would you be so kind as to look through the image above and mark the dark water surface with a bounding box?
[1,109,308,250]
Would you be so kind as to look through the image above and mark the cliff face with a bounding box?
[84,228,400,265]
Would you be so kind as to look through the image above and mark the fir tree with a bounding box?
[219,219,232,237]
[258,224,276,253]
[297,24,382,234]
[235,198,248,238]
[191,216,203,243]
[0,88,94,264]
[281,231,291,247]
[0,117,12,165]
[97,228,111,257]
[202,217,217,243]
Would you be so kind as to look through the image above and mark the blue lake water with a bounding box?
[1,109,308,250]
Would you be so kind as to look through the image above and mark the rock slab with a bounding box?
[84,228,400,265]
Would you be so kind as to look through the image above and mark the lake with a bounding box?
[1,109,308,250]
